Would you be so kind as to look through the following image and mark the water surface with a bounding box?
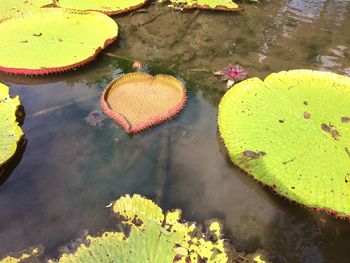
[1,1,350,262]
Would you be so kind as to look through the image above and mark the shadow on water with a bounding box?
[0,0,350,262]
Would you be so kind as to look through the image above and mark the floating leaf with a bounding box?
[53,0,148,15]
[0,8,118,75]
[0,247,41,263]
[0,83,24,169]
[168,0,242,11]
[55,194,229,262]
[101,72,186,134]
[218,70,350,218]
[0,0,52,19]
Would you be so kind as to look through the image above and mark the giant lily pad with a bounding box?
[53,0,148,15]
[0,0,52,19]
[0,248,41,263]
[101,72,186,134]
[55,194,229,262]
[218,70,350,218]
[0,8,119,75]
[0,83,24,170]
[168,0,242,11]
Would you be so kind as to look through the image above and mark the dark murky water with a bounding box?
[1,1,350,262]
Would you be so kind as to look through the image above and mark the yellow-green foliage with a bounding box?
[53,0,148,15]
[0,0,52,19]
[0,248,41,263]
[55,194,229,263]
[168,0,241,11]
[0,8,118,74]
[0,83,23,168]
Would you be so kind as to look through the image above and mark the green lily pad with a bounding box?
[168,0,242,11]
[0,83,23,169]
[0,247,41,263]
[53,0,148,15]
[0,8,119,75]
[0,0,52,19]
[218,70,350,218]
[55,194,229,262]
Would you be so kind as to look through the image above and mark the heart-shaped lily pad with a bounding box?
[168,0,242,11]
[53,0,148,15]
[0,0,52,19]
[218,70,350,218]
[0,83,24,169]
[101,72,186,134]
[0,8,118,75]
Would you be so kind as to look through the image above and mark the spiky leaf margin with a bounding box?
[0,8,118,75]
[53,0,148,15]
[55,194,229,263]
[0,83,23,168]
[218,69,350,218]
[101,72,187,134]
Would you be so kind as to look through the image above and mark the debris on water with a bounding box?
[85,110,107,127]
[321,123,331,132]
[341,116,350,123]
[132,60,144,70]
[304,112,311,119]
[214,64,247,89]
[331,130,340,140]
[243,150,264,159]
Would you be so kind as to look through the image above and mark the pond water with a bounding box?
[1,1,350,262]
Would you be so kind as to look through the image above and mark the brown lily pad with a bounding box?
[101,72,186,134]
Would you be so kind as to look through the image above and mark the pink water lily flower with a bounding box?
[214,64,247,89]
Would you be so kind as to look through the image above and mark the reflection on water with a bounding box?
[0,1,350,262]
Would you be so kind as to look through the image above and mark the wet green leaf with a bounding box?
[53,0,148,15]
[0,83,23,169]
[218,70,350,218]
[0,8,118,75]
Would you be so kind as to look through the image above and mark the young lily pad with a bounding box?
[0,0,52,19]
[0,83,24,170]
[0,8,119,75]
[53,0,148,15]
[55,194,229,262]
[101,72,186,134]
[218,70,350,218]
[168,0,242,11]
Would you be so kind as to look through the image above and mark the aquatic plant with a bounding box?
[101,72,186,134]
[53,0,148,15]
[0,83,24,171]
[85,111,107,127]
[218,70,350,218]
[215,64,247,89]
[167,0,242,11]
[54,194,228,262]
[0,247,41,263]
[0,8,118,75]
[0,0,52,19]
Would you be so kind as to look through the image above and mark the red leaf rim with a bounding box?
[101,72,187,134]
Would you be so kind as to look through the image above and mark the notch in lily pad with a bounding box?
[218,69,350,219]
[101,72,186,134]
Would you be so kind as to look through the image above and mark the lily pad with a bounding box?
[53,0,148,15]
[0,83,24,170]
[101,72,186,134]
[168,0,242,11]
[218,70,350,218]
[55,194,229,262]
[0,247,41,263]
[0,0,52,19]
[0,8,119,75]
